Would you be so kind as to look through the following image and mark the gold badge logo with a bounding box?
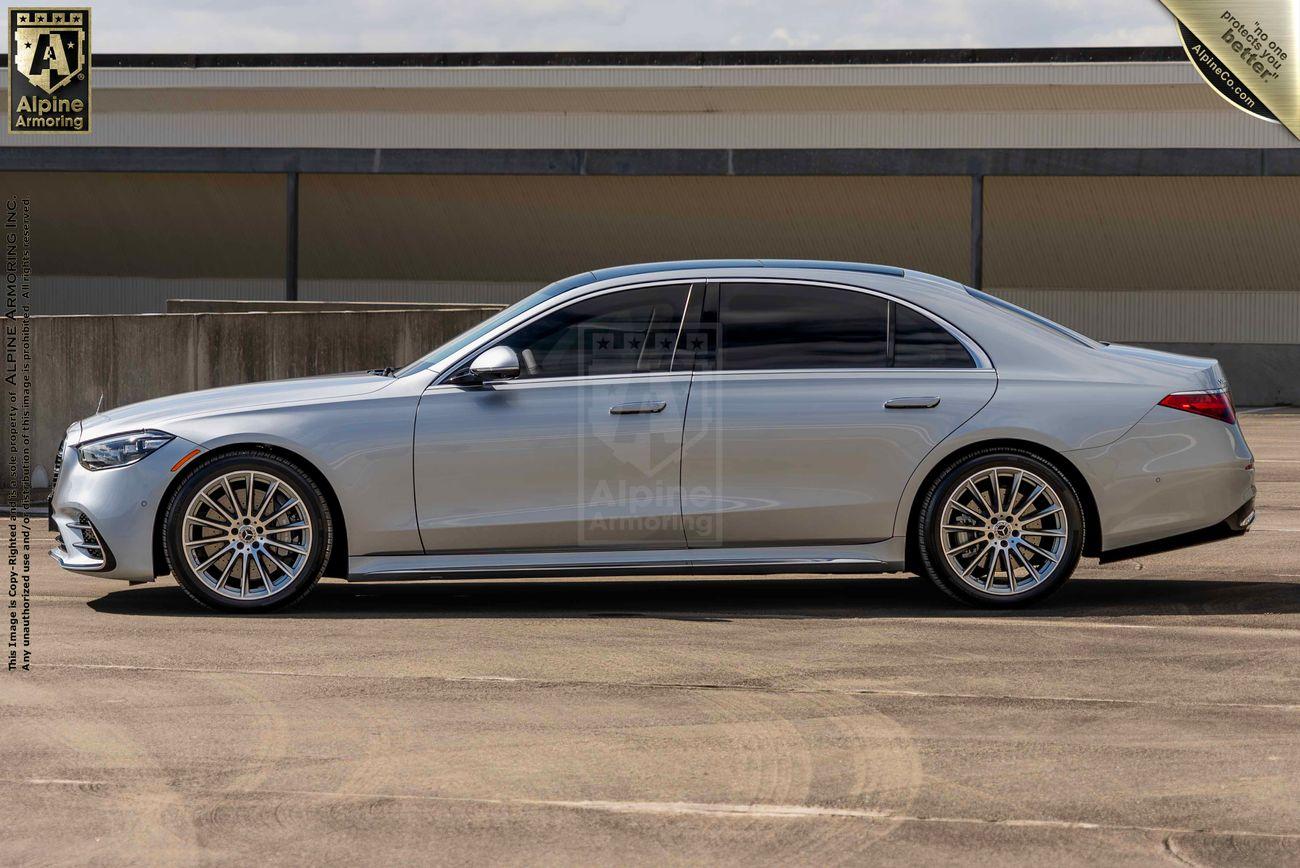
[1160,0,1297,139]
[8,8,91,133]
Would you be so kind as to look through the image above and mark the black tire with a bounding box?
[163,450,332,613]
[914,448,1084,607]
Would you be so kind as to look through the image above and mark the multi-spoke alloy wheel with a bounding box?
[939,466,1067,596]
[182,470,312,600]
[916,450,1084,606]
[164,451,331,612]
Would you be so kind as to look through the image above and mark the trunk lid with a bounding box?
[1100,343,1227,392]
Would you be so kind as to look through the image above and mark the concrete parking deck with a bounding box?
[4,410,1298,865]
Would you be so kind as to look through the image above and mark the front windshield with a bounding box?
[394,274,593,377]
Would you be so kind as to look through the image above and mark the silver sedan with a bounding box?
[50,261,1256,611]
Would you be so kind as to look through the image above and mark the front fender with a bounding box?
[165,392,424,557]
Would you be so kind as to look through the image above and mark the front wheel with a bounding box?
[915,449,1084,606]
[163,451,332,613]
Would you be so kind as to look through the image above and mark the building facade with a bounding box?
[3,48,1298,400]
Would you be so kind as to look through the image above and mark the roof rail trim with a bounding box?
[759,259,905,277]
[589,260,761,282]
[580,259,906,284]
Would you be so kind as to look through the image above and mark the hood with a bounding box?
[76,372,392,444]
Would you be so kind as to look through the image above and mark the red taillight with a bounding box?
[1158,390,1236,425]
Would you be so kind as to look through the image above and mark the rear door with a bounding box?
[680,280,996,547]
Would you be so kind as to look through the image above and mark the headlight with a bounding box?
[76,430,174,470]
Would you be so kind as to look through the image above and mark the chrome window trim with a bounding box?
[710,277,994,371]
[424,367,993,393]
[424,370,693,393]
[431,278,700,386]
[689,368,996,378]
[428,273,994,387]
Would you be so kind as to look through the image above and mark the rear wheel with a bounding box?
[915,449,1084,606]
[163,451,332,613]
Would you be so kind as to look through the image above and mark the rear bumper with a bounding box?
[1072,406,1255,555]
[1098,496,1254,564]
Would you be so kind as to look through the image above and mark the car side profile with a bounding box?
[50,261,1256,611]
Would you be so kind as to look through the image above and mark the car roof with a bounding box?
[546,260,920,296]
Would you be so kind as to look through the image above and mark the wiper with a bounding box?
[367,366,397,377]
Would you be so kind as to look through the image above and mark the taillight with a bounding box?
[1158,390,1236,425]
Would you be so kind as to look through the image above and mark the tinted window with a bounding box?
[718,283,887,370]
[893,305,975,368]
[498,284,690,379]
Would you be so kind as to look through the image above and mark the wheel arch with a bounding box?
[152,442,350,579]
[902,437,1102,572]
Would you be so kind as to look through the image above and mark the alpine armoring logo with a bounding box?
[8,8,91,134]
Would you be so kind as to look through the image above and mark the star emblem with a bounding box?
[596,337,610,350]
[660,338,672,350]
[691,338,704,350]
[629,337,641,349]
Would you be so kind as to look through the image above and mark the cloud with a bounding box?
[768,27,822,49]
[87,0,1178,53]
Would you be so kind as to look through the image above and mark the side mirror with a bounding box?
[449,345,521,386]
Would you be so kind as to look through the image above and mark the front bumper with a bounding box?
[49,434,203,581]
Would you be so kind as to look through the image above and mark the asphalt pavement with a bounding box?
[4,409,1298,866]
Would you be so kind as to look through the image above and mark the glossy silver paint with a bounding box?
[415,372,692,551]
[681,368,996,545]
[49,261,1256,585]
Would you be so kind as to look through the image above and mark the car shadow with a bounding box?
[86,574,1300,620]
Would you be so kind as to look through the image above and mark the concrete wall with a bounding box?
[3,307,497,498]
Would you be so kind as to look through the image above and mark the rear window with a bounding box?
[965,287,1099,349]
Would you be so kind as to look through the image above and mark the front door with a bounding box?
[681,281,997,547]
[414,282,700,554]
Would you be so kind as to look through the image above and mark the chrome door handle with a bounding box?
[610,401,668,415]
[884,396,941,409]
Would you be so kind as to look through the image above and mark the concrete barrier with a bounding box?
[3,307,499,498]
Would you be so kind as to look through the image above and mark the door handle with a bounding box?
[884,396,941,409]
[610,401,668,415]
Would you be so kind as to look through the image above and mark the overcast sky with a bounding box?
[86,0,1178,53]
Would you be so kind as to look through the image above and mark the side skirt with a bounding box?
[347,540,907,582]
